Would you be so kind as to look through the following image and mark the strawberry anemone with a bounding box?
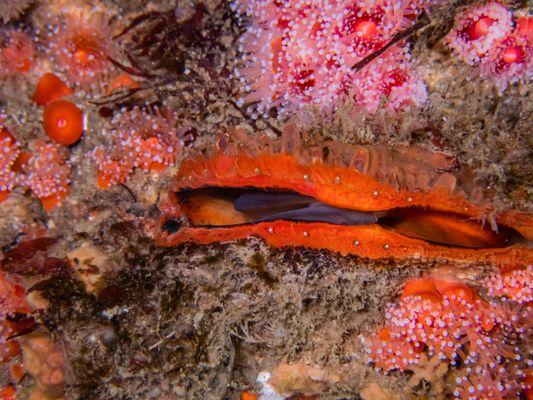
[0,133,70,211]
[0,30,35,75]
[154,125,532,266]
[47,12,114,87]
[445,3,532,92]
[365,276,530,399]
[27,141,70,211]
[92,107,192,189]
[482,32,531,91]
[445,2,513,64]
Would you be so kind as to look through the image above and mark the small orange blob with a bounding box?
[97,170,116,190]
[9,364,24,382]
[353,18,378,40]
[0,341,20,363]
[108,74,140,93]
[0,190,9,203]
[32,73,73,106]
[40,189,70,212]
[0,385,16,400]
[501,46,524,64]
[240,391,258,400]
[43,100,83,145]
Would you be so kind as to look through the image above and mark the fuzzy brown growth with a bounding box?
[112,3,227,81]
[0,0,33,23]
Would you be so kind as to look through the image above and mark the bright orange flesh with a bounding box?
[32,73,73,106]
[401,278,440,302]
[157,150,533,266]
[175,153,485,216]
[181,194,249,226]
[43,100,83,146]
[385,209,509,248]
[174,153,533,238]
[157,220,532,266]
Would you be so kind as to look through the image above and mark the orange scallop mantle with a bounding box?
[155,152,533,266]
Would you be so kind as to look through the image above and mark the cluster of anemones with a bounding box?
[232,0,436,115]
[1,6,138,94]
[0,71,85,211]
[92,107,192,189]
[1,9,142,202]
[365,276,530,399]
[0,24,76,119]
[0,128,71,211]
[445,2,531,92]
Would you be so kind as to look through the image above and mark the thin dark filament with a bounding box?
[352,11,430,72]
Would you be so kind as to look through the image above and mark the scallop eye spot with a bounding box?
[162,218,183,234]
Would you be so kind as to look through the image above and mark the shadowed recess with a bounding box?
[170,188,521,249]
